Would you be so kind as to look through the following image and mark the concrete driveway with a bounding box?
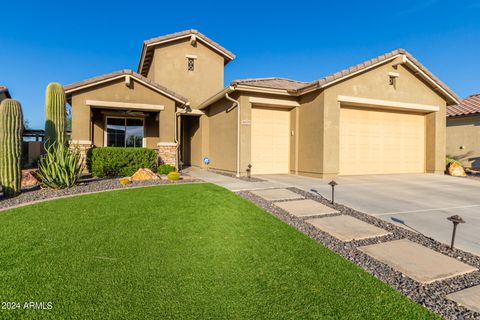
[261,174,480,256]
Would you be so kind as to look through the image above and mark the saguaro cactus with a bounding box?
[0,99,23,197]
[45,82,66,148]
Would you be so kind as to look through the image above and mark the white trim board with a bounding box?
[86,100,165,111]
[337,95,439,113]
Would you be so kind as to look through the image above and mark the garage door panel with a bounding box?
[340,107,425,175]
[251,107,290,174]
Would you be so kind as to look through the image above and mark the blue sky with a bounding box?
[1,0,479,128]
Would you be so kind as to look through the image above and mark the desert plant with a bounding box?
[167,171,180,181]
[158,164,176,175]
[0,99,23,197]
[87,147,157,177]
[45,82,66,148]
[36,142,84,189]
[119,178,131,185]
[446,157,462,169]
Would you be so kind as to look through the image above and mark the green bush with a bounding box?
[167,171,180,181]
[87,147,157,178]
[158,164,176,175]
[36,143,84,189]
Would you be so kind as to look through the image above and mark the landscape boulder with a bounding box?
[21,169,40,188]
[448,162,467,177]
[131,168,160,181]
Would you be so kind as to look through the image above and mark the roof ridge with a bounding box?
[63,69,187,103]
[294,48,459,104]
[233,77,308,84]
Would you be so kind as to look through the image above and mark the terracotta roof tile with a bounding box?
[64,70,187,103]
[447,94,480,117]
[231,77,309,91]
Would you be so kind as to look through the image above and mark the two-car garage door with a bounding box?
[339,107,426,175]
[250,105,426,176]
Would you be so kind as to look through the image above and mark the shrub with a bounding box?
[36,143,84,189]
[446,157,462,169]
[119,178,131,185]
[158,164,176,175]
[167,171,180,181]
[87,147,157,178]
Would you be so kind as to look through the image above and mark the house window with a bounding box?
[187,57,195,71]
[106,117,144,147]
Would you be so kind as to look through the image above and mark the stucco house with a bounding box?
[446,94,480,169]
[65,29,460,178]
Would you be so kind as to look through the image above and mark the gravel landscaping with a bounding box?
[238,187,480,320]
[0,176,201,211]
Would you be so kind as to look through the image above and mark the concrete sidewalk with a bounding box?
[183,167,282,192]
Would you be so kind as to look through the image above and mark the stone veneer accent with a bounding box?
[69,140,92,169]
[157,142,177,167]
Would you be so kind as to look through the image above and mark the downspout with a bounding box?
[174,102,190,172]
[225,92,241,177]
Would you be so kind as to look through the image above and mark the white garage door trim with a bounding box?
[251,107,291,174]
[339,106,426,175]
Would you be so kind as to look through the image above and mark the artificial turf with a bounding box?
[0,183,439,319]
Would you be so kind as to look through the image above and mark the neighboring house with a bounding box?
[65,29,460,178]
[0,86,11,101]
[446,94,480,169]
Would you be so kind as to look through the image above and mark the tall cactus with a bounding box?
[0,99,23,197]
[45,82,66,148]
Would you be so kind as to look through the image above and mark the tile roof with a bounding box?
[231,77,309,91]
[229,48,460,104]
[447,94,480,117]
[63,70,187,103]
[138,29,235,76]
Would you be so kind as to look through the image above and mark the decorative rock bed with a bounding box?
[238,187,480,320]
[0,175,201,211]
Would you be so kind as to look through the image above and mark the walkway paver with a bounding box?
[251,189,304,201]
[446,285,480,313]
[307,215,391,241]
[359,239,477,283]
[275,199,338,217]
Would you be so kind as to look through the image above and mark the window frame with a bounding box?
[104,116,146,148]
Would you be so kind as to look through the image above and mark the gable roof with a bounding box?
[207,48,459,105]
[447,94,480,117]
[64,69,187,104]
[138,29,236,77]
[0,86,11,99]
[297,48,460,104]
[231,77,309,91]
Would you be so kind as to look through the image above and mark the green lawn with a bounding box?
[0,183,439,319]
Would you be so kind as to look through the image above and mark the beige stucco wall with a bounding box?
[320,59,447,176]
[199,59,449,177]
[146,38,225,107]
[447,115,480,168]
[202,95,238,173]
[70,78,177,148]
